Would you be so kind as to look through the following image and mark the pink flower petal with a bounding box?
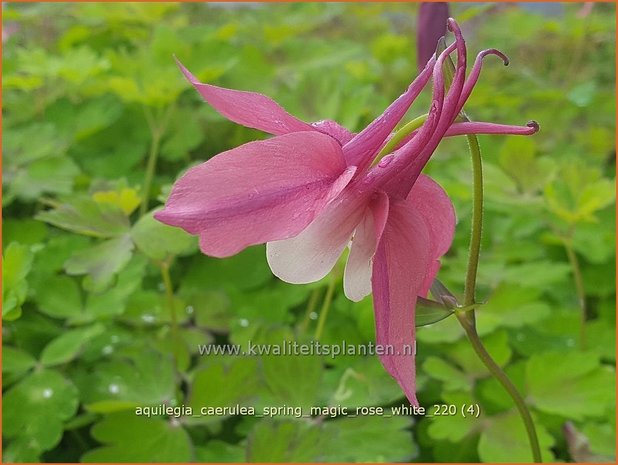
[456,49,509,114]
[445,120,540,137]
[407,175,456,297]
[372,200,431,406]
[408,174,456,258]
[311,119,355,146]
[342,53,437,171]
[343,192,389,302]
[176,58,313,135]
[389,120,540,150]
[155,132,355,258]
[267,187,370,284]
[380,22,469,200]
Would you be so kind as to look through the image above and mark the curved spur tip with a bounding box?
[496,50,510,66]
[527,120,540,133]
[482,49,510,66]
[446,18,460,33]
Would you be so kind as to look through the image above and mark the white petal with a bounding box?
[267,190,368,284]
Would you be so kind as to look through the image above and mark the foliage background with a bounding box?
[2,2,616,463]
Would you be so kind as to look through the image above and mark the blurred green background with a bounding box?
[2,2,615,463]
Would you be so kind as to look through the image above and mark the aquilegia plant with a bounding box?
[156,20,538,408]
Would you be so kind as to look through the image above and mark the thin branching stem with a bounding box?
[459,130,542,463]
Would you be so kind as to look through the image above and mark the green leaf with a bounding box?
[64,234,134,291]
[82,411,192,462]
[2,346,37,376]
[9,156,80,202]
[423,356,470,391]
[92,187,141,216]
[40,324,105,366]
[476,362,527,414]
[71,109,150,178]
[3,242,33,290]
[49,95,123,141]
[160,108,205,161]
[184,289,234,332]
[3,437,42,463]
[426,392,479,442]
[57,45,110,84]
[3,370,79,450]
[498,137,555,195]
[322,356,404,408]
[183,245,272,291]
[195,440,244,462]
[246,420,322,462]
[2,242,34,320]
[123,290,188,326]
[572,209,616,263]
[228,286,304,327]
[3,123,69,167]
[416,313,464,344]
[586,319,616,362]
[2,219,48,246]
[131,210,196,260]
[33,275,82,319]
[188,358,260,421]
[30,234,91,275]
[476,285,552,335]
[81,255,147,321]
[567,81,597,107]
[544,162,615,224]
[416,297,455,326]
[526,351,616,420]
[79,350,176,413]
[448,329,513,378]
[321,415,416,462]
[478,410,555,462]
[498,261,571,290]
[261,355,322,409]
[580,422,617,459]
[36,197,130,238]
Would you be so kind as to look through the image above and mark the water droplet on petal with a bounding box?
[378,155,394,168]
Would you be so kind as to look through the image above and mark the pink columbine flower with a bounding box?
[155,19,538,406]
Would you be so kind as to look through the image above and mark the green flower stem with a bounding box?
[372,113,428,167]
[563,237,587,350]
[140,131,162,217]
[160,260,182,369]
[456,310,542,463]
[140,105,173,217]
[314,273,337,342]
[463,133,483,307]
[300,288,321,335]
[460,131,542,463]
